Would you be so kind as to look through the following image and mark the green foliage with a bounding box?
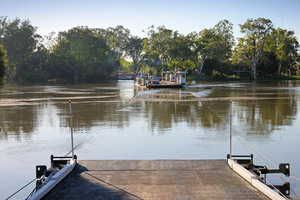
[0,44,7,85]
[103,25,130,61]
[235,18,274,79]
[17,47,48,83]
[53,26,111,83]
[257,51,279,75]
[212,70,240,81]
[0,16,40,82]
[124,36,144,68]
[264,28,299,74]
[187,20,234,77]
[119,59,134,72]
[0,16,298,84]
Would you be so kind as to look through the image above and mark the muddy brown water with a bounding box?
[0,80,299,199]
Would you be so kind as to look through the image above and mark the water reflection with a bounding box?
[0,81,299,138]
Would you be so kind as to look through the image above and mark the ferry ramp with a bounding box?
[42,160,269,200]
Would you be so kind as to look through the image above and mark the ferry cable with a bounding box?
[291,176,300,181]
[5,178,36,200]
[62,90,152,158]
[7,91,146,199]
[184,85,299,199]
[60,90,143,159]
[121,90,142,108]
[62,89,163,159]
[264,178,289,200]
[60,91,142,159]
[277,175,300,200]
[185,86,275,166]
[184,85,287,168]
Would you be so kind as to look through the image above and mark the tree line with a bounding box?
[0,16,299,84]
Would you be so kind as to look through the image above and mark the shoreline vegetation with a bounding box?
[0,16,299,85]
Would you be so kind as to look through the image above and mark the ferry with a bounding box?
[135,70,188,88]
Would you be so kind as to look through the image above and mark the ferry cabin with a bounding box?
[162,71,187,85]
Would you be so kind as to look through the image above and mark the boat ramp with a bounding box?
[42,159,270,200]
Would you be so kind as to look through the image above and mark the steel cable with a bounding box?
[5,178,36,200]
[184,85,298,199]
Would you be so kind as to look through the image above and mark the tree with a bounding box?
[0,17,41,82]
[18,46,49,83]
[124,36,144,70]
[53,26,111,83]
[212,20,234,63]
[187,20,234,78]
[0,44,7,85]
[104,25,130,62]
[186,32,202,76]
[143,26,178,68]
[236,18,274,79]
[44,31,57,51]
[266,28,299,74]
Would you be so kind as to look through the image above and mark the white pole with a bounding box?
[230,101,232,158]
[69,100,74,159]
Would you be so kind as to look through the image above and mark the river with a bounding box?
[0,80,299,199]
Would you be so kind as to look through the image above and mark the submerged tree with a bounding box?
[236,18,274,79]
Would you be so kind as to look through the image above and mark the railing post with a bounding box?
[69,100,74,160]
[230,101,232,158]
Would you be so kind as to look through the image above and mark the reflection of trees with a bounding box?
[1,82,298,140]
[235,82,297,135]
[141,89,227,131]
[0,107,36,139]
[56,101,130,131]
[236,97,297,134]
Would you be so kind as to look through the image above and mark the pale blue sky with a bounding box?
[1,0,300,39]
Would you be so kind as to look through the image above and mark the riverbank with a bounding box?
[189,74,300,82]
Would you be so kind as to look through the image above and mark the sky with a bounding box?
[1,0,300,40]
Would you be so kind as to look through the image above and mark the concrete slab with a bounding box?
[42,160,270,200]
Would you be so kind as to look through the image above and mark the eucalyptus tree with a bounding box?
[266,28,299,74]
[104,25,130,62]
[186,32,201,75]
[44,31,57,51]
[124,36,144,69]
[54,26,110,83]
[0,44,7,85]
[168,33,191,70]
[188,29,216,77]
[0,16,41,82]
[236,18,274,79]
[213,20,234,62]
[186,20,234,77]
[143,26,179,70]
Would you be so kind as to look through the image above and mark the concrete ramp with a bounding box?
[42,160,269,200]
